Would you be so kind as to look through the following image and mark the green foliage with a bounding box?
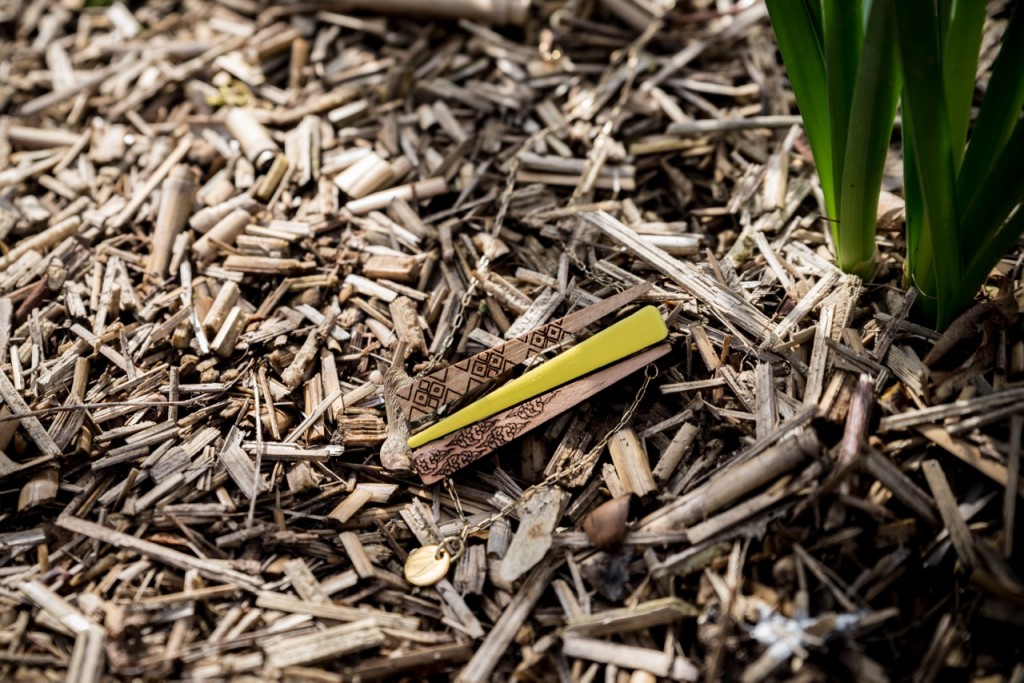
[765,0,900,279]
[768,0,1024,330]
[898,1,1024,328]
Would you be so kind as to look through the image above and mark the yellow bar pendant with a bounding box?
[408,305,668,448]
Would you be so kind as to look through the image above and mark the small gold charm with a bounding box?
[404,545,451,586]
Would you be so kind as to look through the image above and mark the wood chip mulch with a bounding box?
[0,1,1022,681]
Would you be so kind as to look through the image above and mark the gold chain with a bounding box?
[567,248,627,292]
[415,156,522,379]
[416,272,485,379]
[438,364,659,562]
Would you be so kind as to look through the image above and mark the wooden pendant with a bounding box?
[412,343,671,483]
[395,282,652,423]
[408,305,668,448]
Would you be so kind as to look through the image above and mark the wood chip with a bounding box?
[0,4,1018,680]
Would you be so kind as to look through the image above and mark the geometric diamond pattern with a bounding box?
[395,319,570,423]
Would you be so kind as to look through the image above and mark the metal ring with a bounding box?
[440,536,465,562]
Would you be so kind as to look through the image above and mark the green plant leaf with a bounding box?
[961,121,1024,262]
[823,0,864,220]
[958,204,1024,316]
[902,131,924,280]
[835,0,899,278]
[895,0,962,329]
[942,0,986,170]
[766,0,835,223]
[901,115,943,326]
[803,0,825,50]
[958,2,1024,210]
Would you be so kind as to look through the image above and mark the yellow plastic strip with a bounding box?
[408,305,668,448]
